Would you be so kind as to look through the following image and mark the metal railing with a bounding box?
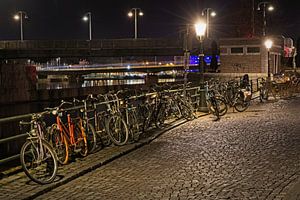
[0,78,263,166]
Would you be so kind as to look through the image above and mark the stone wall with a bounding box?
[0,63,36,104]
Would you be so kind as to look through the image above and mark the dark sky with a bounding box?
[0,0,299,41]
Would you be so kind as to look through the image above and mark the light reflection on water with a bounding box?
[37,78,176,90]
[82,79,145,87]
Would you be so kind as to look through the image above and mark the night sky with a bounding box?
[0,0,299,41]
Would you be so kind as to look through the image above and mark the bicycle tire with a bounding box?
[127,110,140,142]
[85,123,97,153]
[179,104,195,120]
[106,115,129,146]
[20,139,58,184]
[49,124,69,165]
[155,103,167,129]
[260,87,269,102]
[234,93,250,112]
[74,123,88,157]
[216,97,228,116]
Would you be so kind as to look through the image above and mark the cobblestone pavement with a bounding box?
[33,96,300,200]
[1,96,300,200]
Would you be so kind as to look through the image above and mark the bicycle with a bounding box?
[103,92,129,146]
[221,80,251,113]
[73,97,98,153]
[204,81,227,120]
[19,112,58,184]
[48,101,88,164]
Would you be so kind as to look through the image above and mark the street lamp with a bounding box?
[14,11,28,41]
[195,20,207,82]
[201,8,216,38]
[82,12,92,41]
[195,20,207,111]
[128,8,143,39]
[257,2,274,36]
[264,39,273,81]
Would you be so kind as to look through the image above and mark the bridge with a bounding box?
[36,62,198,76]
[0,38,187,59]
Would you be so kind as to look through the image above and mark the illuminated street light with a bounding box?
[257,2,274,36]
[264,39,273,80]
[202,8,216,38]
[268,5,274,11]
[195,21,207,41]
[195,20,207,82]
[82,12,92,40]
[14,11,28,41]
[128,8,143,39]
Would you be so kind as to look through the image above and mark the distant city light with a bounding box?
[139,12,144,16]
[127,65,131,69]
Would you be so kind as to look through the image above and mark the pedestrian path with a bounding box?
[0,113,208,200]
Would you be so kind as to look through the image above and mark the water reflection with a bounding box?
[37,78,177,90]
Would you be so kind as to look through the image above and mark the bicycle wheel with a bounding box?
[207,98,221,118]
[74,123,88,157]
[49,124,69,165]
[20,139,58,184]
[259,87,269,102]
[155,103,167,128]
[85,123,97,153]
[127,110,140,142]
[179,103,195,120]
[96,117,111,147]
[234,93,250,112]
[216,97,228,116]
[106,115,129,146]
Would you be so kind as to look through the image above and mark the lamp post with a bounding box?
[201,8,216,38]
[257,2,274,36]
[264,39,273,81]
[128,8,143,39]
[14,11,28,41]
[82,12,92,41]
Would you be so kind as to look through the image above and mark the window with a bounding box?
[230,47,244,54]
[247,47,260,53]
[220,47,228,54]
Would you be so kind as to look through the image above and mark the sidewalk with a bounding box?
[0,113,208,200]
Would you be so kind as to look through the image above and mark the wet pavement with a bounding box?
[1,96,300,200]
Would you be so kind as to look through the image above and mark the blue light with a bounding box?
[189,55,199,65]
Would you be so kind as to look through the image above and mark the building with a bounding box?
[218,37,284,76]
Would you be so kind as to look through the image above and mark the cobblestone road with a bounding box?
[33,97,300,200]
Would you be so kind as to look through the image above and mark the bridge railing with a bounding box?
[0,38,183,50]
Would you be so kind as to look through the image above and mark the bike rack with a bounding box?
[0,78,265,167]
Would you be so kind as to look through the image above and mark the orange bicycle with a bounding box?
[48,101,88,165]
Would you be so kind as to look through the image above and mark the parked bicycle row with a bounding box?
[18,74,300,185]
